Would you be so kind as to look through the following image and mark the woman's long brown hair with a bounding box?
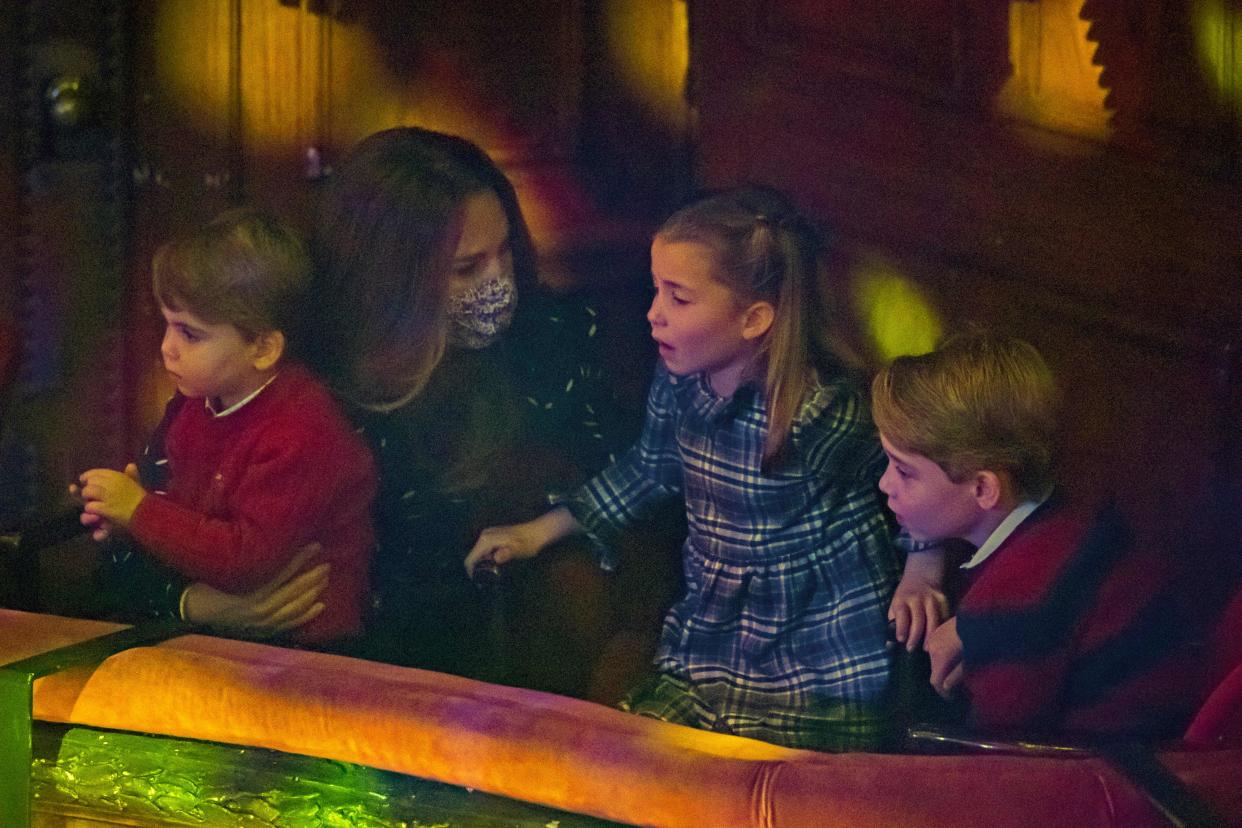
[305,127,538,408]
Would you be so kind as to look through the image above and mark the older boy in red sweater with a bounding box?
[76,208,375,647]
[870,333,1200,740]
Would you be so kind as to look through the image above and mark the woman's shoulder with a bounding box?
[508,285,602,351]
[504,285,608,396]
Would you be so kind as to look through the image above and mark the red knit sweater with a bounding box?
[130,363,376,645]
[956,498,1203,740]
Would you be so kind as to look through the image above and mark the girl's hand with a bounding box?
[73,463,142,540]
[181,543,328,636]
[464,522,544,577]
[926,616,964,698]
[888,546,948,651]
[464,506,582,578]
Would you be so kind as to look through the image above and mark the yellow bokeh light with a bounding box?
[996,0,1112,143]
[149,3,607,253]
[603,0,690,130]
[849,255,943,363]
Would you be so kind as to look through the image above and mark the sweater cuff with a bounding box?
[548,489,617,571]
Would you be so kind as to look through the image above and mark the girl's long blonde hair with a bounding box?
[657,186,861,470]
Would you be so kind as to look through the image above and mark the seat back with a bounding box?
[1184,663,1242,748]
[1182,583,1242,748]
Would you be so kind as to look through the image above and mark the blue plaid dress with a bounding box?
[560,363,901,750]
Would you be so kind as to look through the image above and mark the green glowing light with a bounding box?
[849,258,943,363]
[1192,0,1242,115]
[31,724,615,827]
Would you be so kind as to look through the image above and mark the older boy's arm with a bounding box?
[889,544,948,652]
[955,610,1072,732]
[926,616,965,697]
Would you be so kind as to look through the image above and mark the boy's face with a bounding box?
[879,435,988,545]
[160,305,270,409]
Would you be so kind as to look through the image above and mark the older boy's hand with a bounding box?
[888,550,949,651]
[926,616,964,698]
[71,463,140,541]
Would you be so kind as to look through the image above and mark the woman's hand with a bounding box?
[181,543,328,637]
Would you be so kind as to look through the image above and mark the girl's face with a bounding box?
[647,236,766,397]
[160,305,270,409]
[878,435,987,545]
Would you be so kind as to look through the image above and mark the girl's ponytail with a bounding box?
[659,187,858,471]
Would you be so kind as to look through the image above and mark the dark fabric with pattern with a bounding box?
[350,286,638,680]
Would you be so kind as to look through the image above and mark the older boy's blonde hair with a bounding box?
[870,332,1060,498]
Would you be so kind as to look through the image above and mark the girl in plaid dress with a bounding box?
[467,186,944,751]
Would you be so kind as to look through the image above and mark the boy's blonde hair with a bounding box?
[153,207,311,346]
[870,332,1060,498]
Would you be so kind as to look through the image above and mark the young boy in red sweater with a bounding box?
[870,332,1200,740]
[76,208,376,647]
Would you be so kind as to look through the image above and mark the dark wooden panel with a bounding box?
[0,2,134,523]
[765,0,963,93]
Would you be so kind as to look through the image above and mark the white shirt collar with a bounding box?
[960,490,1051,570]
[205,373,279,418]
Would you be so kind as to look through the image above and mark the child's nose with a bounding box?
[160,330,176,361]
[646,295,663,326]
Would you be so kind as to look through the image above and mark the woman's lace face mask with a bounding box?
[445,272,517,349]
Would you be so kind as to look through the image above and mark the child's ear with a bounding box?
[741,301,775,341]
[250,330,285,371]
[972,470,1004,510]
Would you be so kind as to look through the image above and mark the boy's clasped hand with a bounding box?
[71,462,145,541]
